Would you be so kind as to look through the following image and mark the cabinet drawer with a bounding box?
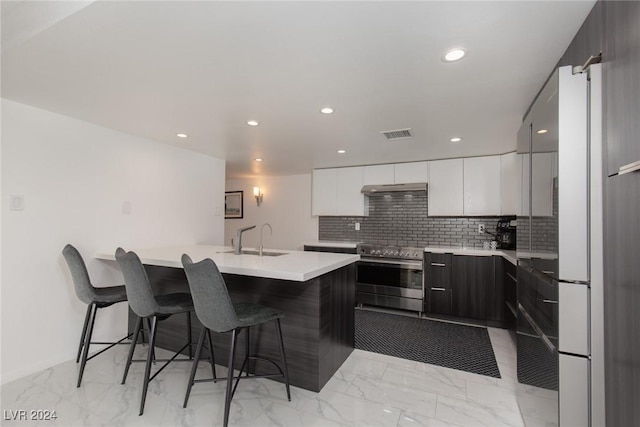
[425,288,453,315]
[424,252,453,289]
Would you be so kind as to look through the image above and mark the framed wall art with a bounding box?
[224,191,243,219]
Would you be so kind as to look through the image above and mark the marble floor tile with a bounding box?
[344,375,438,418]
[2,321,540,427]
[435,395,525,427]
[299,388,402,426]
[381,363,467,399]
[397,410,464,427]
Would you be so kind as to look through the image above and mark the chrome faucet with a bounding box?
[259,223,272,257]
[234,225,256,255]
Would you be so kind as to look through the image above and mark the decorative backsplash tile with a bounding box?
[318,191,504,248]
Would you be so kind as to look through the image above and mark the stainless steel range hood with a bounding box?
[361,182,427,195]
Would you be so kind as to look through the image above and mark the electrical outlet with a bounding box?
[478,224,485,234]
[355,222,360,231]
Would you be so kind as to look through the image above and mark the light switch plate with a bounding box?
[10,195,24,211]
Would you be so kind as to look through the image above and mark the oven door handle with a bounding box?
[358,259,423,270]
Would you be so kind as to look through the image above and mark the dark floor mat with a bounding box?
[355,309,501,378]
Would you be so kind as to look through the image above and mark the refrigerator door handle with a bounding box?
[618,159,640,175]
[518,303,556,353]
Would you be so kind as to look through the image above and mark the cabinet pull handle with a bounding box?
[542,299,558,304]
[619,160,640,175]
[431,263,446,267]
[430,287,446,291]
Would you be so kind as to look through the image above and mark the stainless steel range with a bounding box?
[355,244,424,315]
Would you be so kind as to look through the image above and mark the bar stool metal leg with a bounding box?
[275,319,291,401]
[77,303,98,388]
[183,327,206,408]
[206,329,217,380]
[139,316,158,416]
[122,316,143,384]
[76,305,93,363]
[186,312,193,359]
[223,330,239,427]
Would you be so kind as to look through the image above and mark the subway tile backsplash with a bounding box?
[318,191,502,248]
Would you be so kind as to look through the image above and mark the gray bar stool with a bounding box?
[115,247,214,416]
[181,254,290,427]
[62,244,132,388]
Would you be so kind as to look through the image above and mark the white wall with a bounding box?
[1,99,226,383]
[224,175,318,251]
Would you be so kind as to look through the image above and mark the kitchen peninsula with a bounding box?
[96,245,359,392]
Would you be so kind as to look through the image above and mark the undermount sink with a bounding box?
[218,250,287,257]
[240,250,287,257]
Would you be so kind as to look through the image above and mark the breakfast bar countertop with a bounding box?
[96,245,360,282]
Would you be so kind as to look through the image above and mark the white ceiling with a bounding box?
[1,1,595,179]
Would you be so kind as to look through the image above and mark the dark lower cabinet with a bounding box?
[424,252,454,315]
[451,255,492,321]
[424,252,506,328]
[501,259,518,340]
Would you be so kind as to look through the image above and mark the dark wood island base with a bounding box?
[133,263,356,392]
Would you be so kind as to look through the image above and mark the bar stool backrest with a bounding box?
[115,248,159,318]
[181,254,240,333]
[62,244,98,304]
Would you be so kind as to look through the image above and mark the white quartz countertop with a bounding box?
[303,241,360,249]
[424,246,517,266]
[96,245,360,282]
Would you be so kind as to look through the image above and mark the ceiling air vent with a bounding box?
[380,128,412,140]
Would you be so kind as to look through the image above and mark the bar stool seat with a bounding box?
[233,302,283,326]
[181,254,290,427]
[62,244,132,388]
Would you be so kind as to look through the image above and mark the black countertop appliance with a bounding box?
[496,217,516,250]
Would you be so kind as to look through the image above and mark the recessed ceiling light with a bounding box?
[320,107,334,114]
[247,120,259,126]
[450,137,463,142]
[176,133,188,138]
[442,48,466,62]
[536,129,548,134]
[254,158,263,162]
[337,149,346,154]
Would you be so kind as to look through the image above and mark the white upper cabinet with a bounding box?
[335,167,366,216]
[428,159,464,216]
[312,168,337,216]
[394,161,429,184]
[500,152,521,215]
[464,156,501,216]
[312,167,367,216]
[363,164,395,185]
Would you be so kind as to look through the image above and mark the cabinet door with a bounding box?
[486,256,506,324]
[312,169,337,215]
[335,166,366,216]
[452,255,493,320]
[428,159,463,216]
[501,152,521,215]
[363,164,395,185]
[394,161,429,184]
[463,156,502,216]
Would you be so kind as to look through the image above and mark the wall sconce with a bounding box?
[253,186,263,206]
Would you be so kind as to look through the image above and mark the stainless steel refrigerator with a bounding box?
[516,64,604,427]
